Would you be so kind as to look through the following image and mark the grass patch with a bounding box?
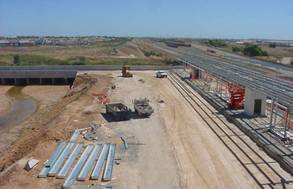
[0,54,175,66]
[0,54,14,65]
[207,40,227,47]
[143,50,162,57]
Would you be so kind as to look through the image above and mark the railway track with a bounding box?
[168,72,293,189]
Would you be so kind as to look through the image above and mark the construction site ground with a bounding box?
[0,71,292,189]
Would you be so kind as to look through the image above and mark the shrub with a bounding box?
[232,46,242,52]
[13,54,20,65]
[207,40,227,47]
[243,45,268,57]
[144,51,162,57]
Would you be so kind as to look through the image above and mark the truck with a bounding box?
[156,70,168,78]
[106,103,131,121]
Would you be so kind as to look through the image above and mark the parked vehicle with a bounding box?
[156,70,168,78]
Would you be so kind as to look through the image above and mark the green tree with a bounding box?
[243,45,268,57]
[13,55,20,65]
[207,40,227,47]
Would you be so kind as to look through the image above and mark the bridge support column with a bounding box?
[244,88,266,116]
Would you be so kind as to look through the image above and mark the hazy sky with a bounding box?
[1,0,293,39]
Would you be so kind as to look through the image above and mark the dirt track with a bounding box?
[107,71,258,189]
[0,71,291,189]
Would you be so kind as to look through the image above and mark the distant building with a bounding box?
[235,41,244,45]
[0,40,10,47]
[9,39,20,46]
[19,40,35,46]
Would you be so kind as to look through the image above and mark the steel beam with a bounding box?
[77,144,102,181]
[48,142,75,177]
[56,144,83,179]
[91,144,109,180]
[102,144,116,181]
[62,144,94,189]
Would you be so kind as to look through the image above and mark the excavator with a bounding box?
[122,65,133,77]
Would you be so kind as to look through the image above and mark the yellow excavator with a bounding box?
[122,65,133,77]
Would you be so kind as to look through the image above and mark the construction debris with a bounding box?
[70,130,80,142]
[120,137,128,150]
[134,98,154,117]
[158,99,165,103]
[24,159,39,171]
[92,92,111,104]
[138,79,145,83]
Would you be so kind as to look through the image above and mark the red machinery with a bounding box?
[228,84,245,109]
[190,68,200,80]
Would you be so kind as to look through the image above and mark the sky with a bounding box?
[0,0,293,39]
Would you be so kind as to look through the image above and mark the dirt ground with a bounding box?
[0,71,290,189]
[0,86,69,158]
[0,86,12,115]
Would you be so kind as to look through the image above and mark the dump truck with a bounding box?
[134,98,154,117]
[122,65,133,77]
[106,103,131,121]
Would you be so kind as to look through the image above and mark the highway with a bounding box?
[153,42,293,112]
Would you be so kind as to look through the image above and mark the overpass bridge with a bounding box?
[0,65,182,85]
